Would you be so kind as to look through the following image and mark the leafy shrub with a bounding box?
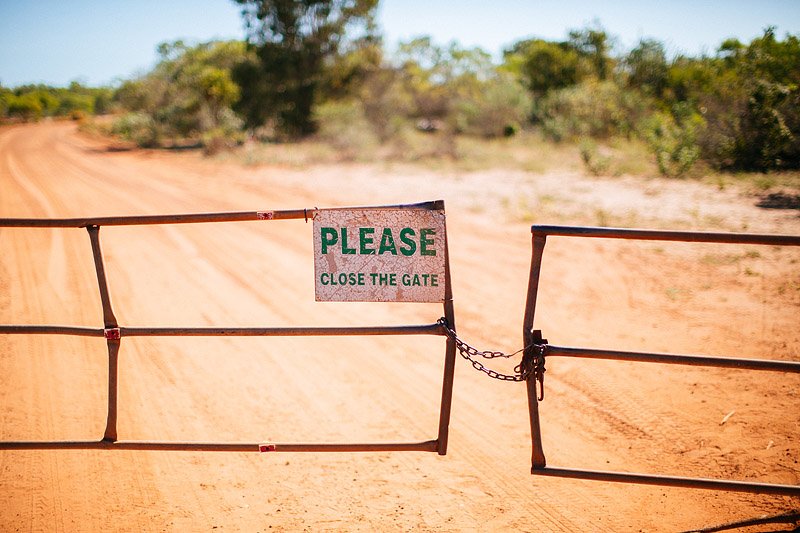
[579,138,611,175]
[111,112,159,147]
[454,73,531,137]
[7,93,44,120]
[537,80,649,141]
[201,108,245,154]
[704,80,798,171]
[666,29,800,171]
[642,106,703,178]
[112,40,249,148]
[358,68,414,142]
[314,100,379,160]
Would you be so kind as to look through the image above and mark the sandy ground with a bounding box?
[1,121,799,532]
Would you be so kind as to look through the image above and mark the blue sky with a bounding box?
[1,0,799,87]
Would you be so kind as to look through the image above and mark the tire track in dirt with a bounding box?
[0,124,165,531]
[3,134,71,530]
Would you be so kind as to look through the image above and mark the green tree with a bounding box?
[7,93,44,120]
[112,40,249,148]
[321,36,383,101]
[454,72,531,137]
[394,37,488,122]
[536,79,648,141]
[642,103,703,178]
[503,24,613,104]
[232,0,379,137]
[391,37,530,138]
[693,28,800,170]
[17,87,60,116]
[665,55,716,103]
[503,39,581,96]
[568,24,614,81]
[0,85,12,118]
[625,38,669,97]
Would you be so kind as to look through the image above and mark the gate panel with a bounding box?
[0,201,457,454]
[522,225,800,496]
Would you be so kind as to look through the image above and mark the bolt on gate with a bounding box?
[0,201,457,454]
[521,225,800,496]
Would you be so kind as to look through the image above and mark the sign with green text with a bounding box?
[313,206,447,302]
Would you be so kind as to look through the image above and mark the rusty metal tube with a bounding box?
[546,345,800,373]
[523,234,548,468]
[0,201,444,228]
[266,441,439,453]
[102,341,120,441]
[87,226,118,328]
[0,324,445,338]
[531,225,800,246]
[86,226,121,441]
[121,324,444,337]
[532,466,800,496]
[0,325,104,337]
[0,440,438,452]
[436,220,457,456]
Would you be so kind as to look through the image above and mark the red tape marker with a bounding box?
[259,444,276,452]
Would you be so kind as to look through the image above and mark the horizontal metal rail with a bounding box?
[121,324,444,337]
[0,200,444,228]
[0,325,105,337]
[531,466,800,497]
[523,224,800,495]
[0,440,438,453]
[0,324,445,338]
[546,345,800,373]
[531,225,800,246]
[0,210,307,227]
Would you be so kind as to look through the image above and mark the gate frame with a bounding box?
[0,201,457,454]
[523,225,800,496]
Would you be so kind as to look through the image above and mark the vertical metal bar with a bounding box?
[87,225,118,328]
[87,225,120,441]
[436,212,457,455]
[522,233,547,341]
[103,340,120,441]
[524,233,548,468]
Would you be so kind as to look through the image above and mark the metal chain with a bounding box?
[437,317,547,391]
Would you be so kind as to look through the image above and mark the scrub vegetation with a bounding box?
[0,82,112,121]
[3,0,799,180]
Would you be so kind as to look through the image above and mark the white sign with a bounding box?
[313,206,447,302]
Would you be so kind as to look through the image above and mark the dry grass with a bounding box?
[85,114,800,202]
[703,170,800,193]
[217,130,657,177]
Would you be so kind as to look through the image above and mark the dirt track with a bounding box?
[1,122,799,531]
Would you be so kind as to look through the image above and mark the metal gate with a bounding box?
[0,201,457,454]
[522,225,800,496]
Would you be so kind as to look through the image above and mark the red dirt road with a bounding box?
[1,122,799,531]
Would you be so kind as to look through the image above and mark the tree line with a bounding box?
[0,82,112,121]
[3,0,798,175]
